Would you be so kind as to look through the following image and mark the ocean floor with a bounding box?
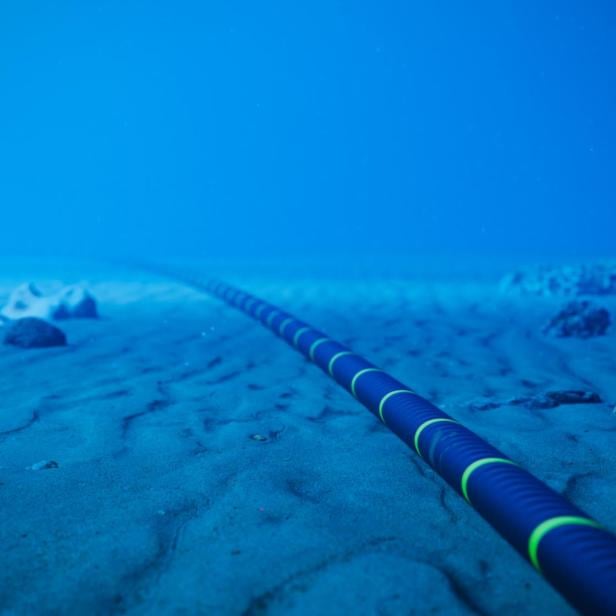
[1,261,615,615]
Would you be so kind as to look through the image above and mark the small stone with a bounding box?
[29,460,59,471]
[250,434,268,442]
[4,317,67,348]
[468,398,501,412]
[544,301,611,338]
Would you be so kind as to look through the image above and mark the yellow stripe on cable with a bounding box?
[460,457,517,503]
[328,351,354,376]
[350,368,383,397]
[413,418,458,457]
[377,389,415,423]
[528,516,603,572]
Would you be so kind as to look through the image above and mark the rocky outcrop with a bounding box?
[501,263,616,296]
[544,301,611,339]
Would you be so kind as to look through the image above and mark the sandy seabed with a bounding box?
[1,260,615,615]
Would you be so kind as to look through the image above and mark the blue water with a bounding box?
[2,4,616,615]
[1,1,615,263]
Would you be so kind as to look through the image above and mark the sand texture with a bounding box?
[1,262,615,615]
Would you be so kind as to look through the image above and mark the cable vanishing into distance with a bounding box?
[175,272,616,615]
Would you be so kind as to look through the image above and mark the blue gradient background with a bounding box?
[1,1,614,262]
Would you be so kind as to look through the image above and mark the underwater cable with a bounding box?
[162,271,616,615]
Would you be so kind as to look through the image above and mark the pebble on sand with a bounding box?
[4,317,67,348]
[28,460,59,471]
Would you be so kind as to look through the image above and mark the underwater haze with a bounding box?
[1,2,616,616]
[1,1,615,262]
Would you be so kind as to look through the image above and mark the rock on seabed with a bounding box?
[3,317,67,348]
[1,283,98,321]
